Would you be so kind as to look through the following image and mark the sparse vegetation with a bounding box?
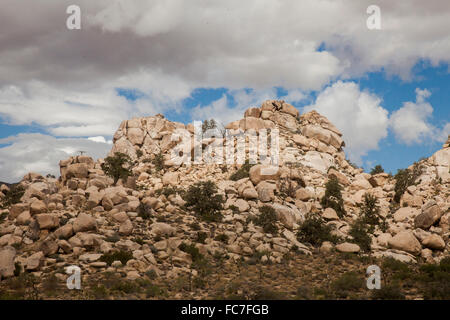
[254,205,278,235]
[201,119,217,133]
[152,152,165,172]
[320,177,346,218]
[297,212,339,247]
[137,202,153,220]
[229,160,255,181]
[1,184,25,209]
[393,162,424,203]
[101,152,134,186]
[370,164,384,175]
[99,250,133,266]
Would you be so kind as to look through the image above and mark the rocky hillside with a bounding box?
[0,100,449,299]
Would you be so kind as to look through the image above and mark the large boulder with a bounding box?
[249,164,280,185]
[422,234,445,250]
[414,201,443,229]
[66,163,89,179]
[35,214,60,230]
[0,246,16,279]
[73,212,97,233]
[388,231,422,255]
[30,199,47,215]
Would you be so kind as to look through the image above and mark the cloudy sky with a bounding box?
[0,0,449,182]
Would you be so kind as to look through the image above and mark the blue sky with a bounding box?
[0,1,449,182]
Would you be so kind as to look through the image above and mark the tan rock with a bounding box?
[73,212,97,233]
[256,181,276,202]
[30,199,47,215]
[162,172,179,186]
[25,251,44,271]
[388,231,421,255]
[328,168,350,186]
[35,214,59,230]
[0,246,16,278]
[322,208,339,220]
[393,207,419,222]
[249,164,280,185]
[336,242,360,253]
[414,201,443,229]
[119,219,133,235]
[66,163,89,179]
[54,224,74,239]
[422,234,445,250]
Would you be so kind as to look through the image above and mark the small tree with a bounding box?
[101,152,134,186]
[393,162,423,203]
[202,119,217,133]
[370,165,384,175]
[320,177,346,218]
[255,206,278,235]
[183,180,224,222]
[297,212,339,247]
[1,184,25,209]
[152,152,165,172]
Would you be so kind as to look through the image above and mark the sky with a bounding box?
[0,0,449,182]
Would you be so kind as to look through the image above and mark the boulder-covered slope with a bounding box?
[0,100,448,298]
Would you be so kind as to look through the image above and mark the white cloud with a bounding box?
[390,88,449,145]
[0,133,111,183]
[303,81,389,164]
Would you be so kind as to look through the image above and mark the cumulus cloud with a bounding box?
[390,88,450,144]
[0,133,111,183]
[303,81,389,164]
[0,0,450,178]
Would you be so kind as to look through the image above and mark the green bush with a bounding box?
[100,250,133,266]
[152,152,165,172]
[332,272,364,298]
[320,177,346,218]
[370,165,384,175]
[101,152,134,186]
[349,220,372,252]
[297,213,339,247]
[137,202,153,220]
[393,162,423,203]
[202,119,217,133]
[229,160,255,181]
[371,284,405,300]
[1,184,25,209]
[254,205,278,235]
[215,233,229,243]
[183,180,224,222]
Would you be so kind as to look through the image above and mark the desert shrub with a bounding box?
[320,177,346,218]
[359,193,385,230]
[250,286,287,300]
[254,205,278,235]
[332,272,364,298]
[152,152,165,172]
[371,284,405,300]
[229,160,255,181]
[100,250,133,266]
[418,257,450,299]
[393,162,423,203]
[155,186,182,198]
[105,233,121,243]
[349,194,386,251]
[101,152,134,186]
[370,165,385,175]
[179,242,203,263]
[202,119,217,133]
[348,220,372,252]
[137,202,153,220]
[195,231,208,244]
[1,184,25,209]
[0,211,8,223]
[297,213,339,247]
[215,233,229,243]
[136,149,143,158]
[183,180,224,222]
